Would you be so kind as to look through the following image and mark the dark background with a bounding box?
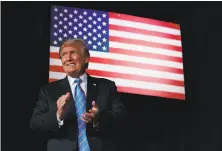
[2,1,222,151]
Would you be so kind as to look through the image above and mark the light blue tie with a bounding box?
[74,78,90,151]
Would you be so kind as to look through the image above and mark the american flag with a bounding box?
[49,5,185,100]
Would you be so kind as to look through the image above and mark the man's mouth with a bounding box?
[67,63,76,67]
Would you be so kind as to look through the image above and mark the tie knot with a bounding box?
[74,78,82,84]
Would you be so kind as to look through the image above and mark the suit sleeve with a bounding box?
[30,86,59,131]
[98,81,127,136]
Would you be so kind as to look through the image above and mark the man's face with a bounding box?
[60,43,89,77]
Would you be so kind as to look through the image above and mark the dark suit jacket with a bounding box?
[30,73,126,151]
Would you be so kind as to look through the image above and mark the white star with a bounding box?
[88,40,92,45]
[93,12,97,16]
[64,9,68,13]
[59,29,63,33]
[59,21,63,25]
[88,24,92,28]
[97,34,101,38]
[59,13,63,17]
[63,25,67,29]
[74,26,78,30]
[88,32,92,36]
[69,14,73,18]
[79,15,83,19]
[102,38,107,42]
[58,37,62,41]
[97,17,102,22]
[93,20,97,25]
[83,35,87,40]
[54,24,58,28]
[88,16,92,20]
[102,22,106,26]
[54,16,58,20]
[83,27,87,31]
[74,10,78,14]
[53,32,57,36]
[78,31,82,35]
[97,41,102,46]
[63,33,67,37]
[102,14,106,18]
[83,19,87,23]
[68,22,72,26]
[97,25,101,30]
[93,28,97,33]
[74,18,78,22]
[93,45,97,49]
[83,11,87,15]
[73,34,78,38]
[54,8,58,12]
[64,17,68,21]
[78,23,83,27]
[102,46,106,50]
[53,40,57,45]
[102,30,107,34]
[68,30,72,34]
[93,36,97,41]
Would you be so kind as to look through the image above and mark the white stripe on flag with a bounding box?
[109,18,181,36]
[109,42,182,57]
[109,29,182,46]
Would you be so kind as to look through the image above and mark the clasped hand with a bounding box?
[56,92,99,123]
[81,101,99,123]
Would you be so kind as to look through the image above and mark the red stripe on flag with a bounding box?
[87,69,184,87]
[89,57,183,74]
[117,86,185,100]
[49,66,184,87]
[110,48,183,63]
[109,12,180,30]
[50,52,60,59]
[109,36,182,52]
[109,24,181,40]
[49,78,58,83]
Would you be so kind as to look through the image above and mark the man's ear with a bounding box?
[85,56,89,64]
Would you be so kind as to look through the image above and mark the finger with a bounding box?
[81,115,91,123]
[59,94,69,104]
[92,101,98,108]
[89,108,98,114]
[81,117,91,123]
[84,112,95,119]
[65,92,70,101]
[58,101,66,109]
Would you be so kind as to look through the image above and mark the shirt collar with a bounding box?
[67,72,87,86]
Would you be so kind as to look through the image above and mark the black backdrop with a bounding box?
[2,2,222,151]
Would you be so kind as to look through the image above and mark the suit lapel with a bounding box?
[86,74,97,112]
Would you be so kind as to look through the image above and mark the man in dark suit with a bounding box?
[30,38,126,151]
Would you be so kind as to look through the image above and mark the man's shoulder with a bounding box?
[90,76,115,86]
[40,78,65,90]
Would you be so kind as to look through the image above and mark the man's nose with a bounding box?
[67,53,72,60]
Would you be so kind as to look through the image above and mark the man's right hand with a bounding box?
[56,92,70,120]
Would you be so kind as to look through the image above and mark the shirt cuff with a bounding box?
[57,113,64,127]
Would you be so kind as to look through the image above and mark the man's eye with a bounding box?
[70,51,76,54]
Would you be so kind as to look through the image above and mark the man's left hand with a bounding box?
[81,101,99,123]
